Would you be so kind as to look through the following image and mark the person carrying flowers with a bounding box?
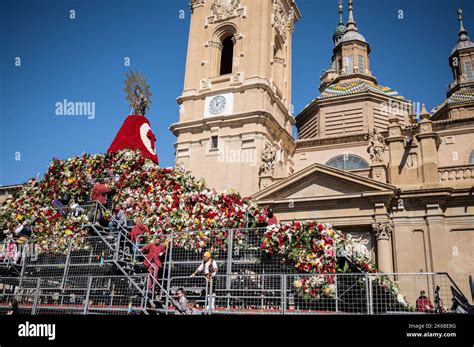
[141,238,166,293]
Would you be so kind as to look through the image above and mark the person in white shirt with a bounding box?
[191,251,218,281]
[191,251,218,311]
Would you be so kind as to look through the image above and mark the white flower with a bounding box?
[397,293,407,306]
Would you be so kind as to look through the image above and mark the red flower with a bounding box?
[324,236,333,245]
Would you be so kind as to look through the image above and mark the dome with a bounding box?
[332,23,346,41]
[450,37,474,55]
[338,30,367,44]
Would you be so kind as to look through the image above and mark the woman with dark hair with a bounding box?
[7,299,19,315]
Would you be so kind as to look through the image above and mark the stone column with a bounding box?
[425,203,448,272]
[416,105,440,186]
[373,221,394,273]
[385,116,406,185]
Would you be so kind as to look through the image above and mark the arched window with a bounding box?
[470,150,474,164]
[220,35,234,75]
[273,38,285,92]
[325,154,369,171]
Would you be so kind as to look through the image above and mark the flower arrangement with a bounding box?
[261,221,344,274]
[260,221,409,302]
[0,149,264,255]
[293,275,336,301]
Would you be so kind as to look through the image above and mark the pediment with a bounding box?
[253,163,396,201]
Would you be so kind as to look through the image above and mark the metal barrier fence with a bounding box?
[20,236,117,281]
[0,275,148,315]
[1,203,470,315]
[162,228,297,300]
[162,273,467,315]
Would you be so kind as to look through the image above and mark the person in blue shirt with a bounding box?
[108,205,127,233]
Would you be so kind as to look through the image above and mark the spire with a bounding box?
[333,0,347,44]
[420,103,430,120]
[457,8,470,42]
[338,0,343,26]
[346,0,358,32]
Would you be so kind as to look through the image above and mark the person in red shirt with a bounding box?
[129,217,149,243]
[127,217,149,258]
[141,238,166,292]
[265,208,278,226]
[416,290,435,312]
[90,182,112,205]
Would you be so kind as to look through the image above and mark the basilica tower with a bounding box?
[432,8,474,120]
[170,0,300,196]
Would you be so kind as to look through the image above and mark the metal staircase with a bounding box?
[83,202,174,314]
[0,201,175,315]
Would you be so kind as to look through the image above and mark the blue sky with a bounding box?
[1,0,473,185]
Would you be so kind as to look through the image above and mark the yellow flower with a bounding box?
[16,214,23,221]
[323,286,334,295]
[294,280,302,289]
[67,177,76,184]
[65,229,72,236]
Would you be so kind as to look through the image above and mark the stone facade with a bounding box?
[173,0,474,302]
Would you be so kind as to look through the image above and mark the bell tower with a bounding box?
[170,0,300,196]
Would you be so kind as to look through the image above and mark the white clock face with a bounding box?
[209,95,226,114]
